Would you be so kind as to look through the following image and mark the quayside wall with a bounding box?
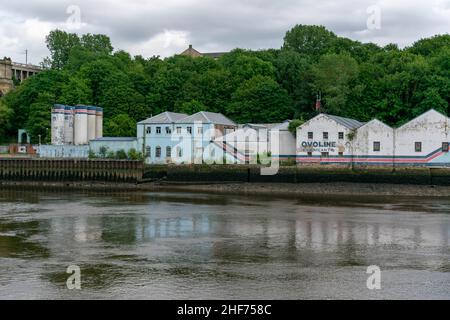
[0,158,143,182]
[144,165,450,186]
[2,161,450,186]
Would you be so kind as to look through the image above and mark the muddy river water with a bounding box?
[0,189,449,299]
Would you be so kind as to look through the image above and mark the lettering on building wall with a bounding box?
[300,141,338,152]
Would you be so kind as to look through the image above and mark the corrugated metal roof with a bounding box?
[176,111,236,126]
[138,112,188,124]
[90,137,137,142]
[272,120,291,130]
[243,120,291,130]
[325,114,364,129]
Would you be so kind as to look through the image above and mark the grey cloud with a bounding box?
[0,0,448,63]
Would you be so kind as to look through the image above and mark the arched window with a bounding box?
[177,146,182,157]
[145,146,151,157]
[156,146,161,158]
[166,146,171,157]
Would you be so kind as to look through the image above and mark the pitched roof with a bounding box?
[201,52,227,59]
[359,119,393,129]
[138,111,188,124]
[90,137,136,142]
[396,109,448,129]
[325,114,364,130]
[272,120,291,130]
[176,111,236,126]
[242,120,291,130]
[180,45,227,59]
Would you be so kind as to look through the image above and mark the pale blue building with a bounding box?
[137,111,237,164]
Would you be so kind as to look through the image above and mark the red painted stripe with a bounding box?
[296,151,445,164]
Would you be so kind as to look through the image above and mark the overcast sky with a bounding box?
[0,0,449,65]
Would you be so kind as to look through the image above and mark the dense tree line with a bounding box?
[0,25,449,143]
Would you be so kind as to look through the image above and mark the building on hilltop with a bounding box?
[0,57,43,96]
[180,45,228,59]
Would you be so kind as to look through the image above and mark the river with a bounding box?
[0,188,449,299]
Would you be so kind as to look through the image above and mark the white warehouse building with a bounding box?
[296,109,450,167]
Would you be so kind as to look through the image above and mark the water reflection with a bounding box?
[0,189,449,299]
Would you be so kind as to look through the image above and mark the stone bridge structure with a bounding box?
[0,57,42,96]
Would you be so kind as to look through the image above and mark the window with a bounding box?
[308,132,313,139]
[307,152,312,157]
[166,146,172,157]
[443,142,449,152]
[338,152,344,157]
[187,126,192,134]
[165,127,171,134]
[338,132,344,140]
[145,146,151,157]
[155,146,161,158]
[198,127,203,134]
[321,152,329,158]
[323,132,328,140]
[373,141,381,152]
[415,142,422,152]
[177,147,182,157]
[156,127,161,134]
[146,127,151,134]
[176,127,181,134]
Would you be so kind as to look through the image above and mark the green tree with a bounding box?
[104,114,136,137]
[80,33,113,55]
[408,34,450,56]
[60,76,92,105]
[0,99,13,141]
[175,99,206,115]
[45,29,81,69]
[288,119,304,136]
[274,50,315,118]
[313,53,359,114]
[227,75,294,123]
[283,25,337,57]
[222,53,276,83]
[25,93,53,143]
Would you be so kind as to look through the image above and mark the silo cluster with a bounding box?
[51,104,103,145]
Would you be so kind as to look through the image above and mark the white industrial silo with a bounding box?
[64,106,74,144]
[87,106,97,142]
[95,107,103,139]
[51,104,65,145]
[74,105,88,145]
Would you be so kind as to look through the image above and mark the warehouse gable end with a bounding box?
[396,109,448,130]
